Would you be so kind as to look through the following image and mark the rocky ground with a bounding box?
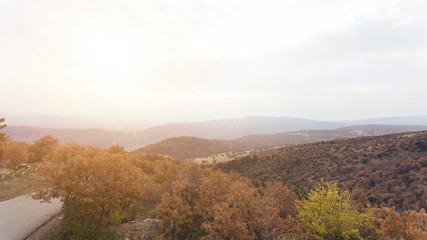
[118,218,160,240]
[26,215,64,240]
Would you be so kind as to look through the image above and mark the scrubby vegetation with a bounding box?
[2,117,427,239]
[32,144,427,239]
[32,144,146,239]
[157,170,297,240]
[216,131,427,212]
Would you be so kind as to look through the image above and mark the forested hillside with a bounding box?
[2,124,427,239]
[216,131,427,212]
[135,125,427,159]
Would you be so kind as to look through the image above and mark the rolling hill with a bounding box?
[3,116,345,150]
[3,115,427,151]
[130,116,346,142]
[134,125,427,159]
[215,130,427,212]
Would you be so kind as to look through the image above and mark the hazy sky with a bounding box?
[1,0,426,122]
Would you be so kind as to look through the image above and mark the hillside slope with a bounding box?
[134,125,427,159]
[216,130,427,212]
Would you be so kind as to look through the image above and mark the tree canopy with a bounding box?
[33,144,145,239]
[28,135,59,162]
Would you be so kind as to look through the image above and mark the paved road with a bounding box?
[0,195,62,240]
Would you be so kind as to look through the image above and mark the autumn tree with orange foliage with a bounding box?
[131,153,187,211]
[28,135,59,162]
[2,141,29,169]
[157,177,202,240]
[157,169,297,240]
[199,172,286,240]
[0,117,29,169]
[33,144,145,239]
[107,144,127,154]
[263,181,298,219]
[374,207,427,240]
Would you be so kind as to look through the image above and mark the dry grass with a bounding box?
[0,171,46,201]
[192,150,253,164]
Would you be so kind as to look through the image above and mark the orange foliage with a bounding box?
[1,141,29,169]
[33,144,145,239]
[28,135,59,163]
[374,207,427,240]
[157,169,297,240]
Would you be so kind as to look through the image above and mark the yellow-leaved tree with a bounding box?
[297,182,376,240]
[33,144,145,239]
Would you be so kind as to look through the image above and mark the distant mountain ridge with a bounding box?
[343,115,427,126]
[3,115,427,151]
[3,126,138,150]
[129,116,346,144]
[0,112,159,131]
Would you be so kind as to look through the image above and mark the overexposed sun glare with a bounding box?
[82,27,142,77]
